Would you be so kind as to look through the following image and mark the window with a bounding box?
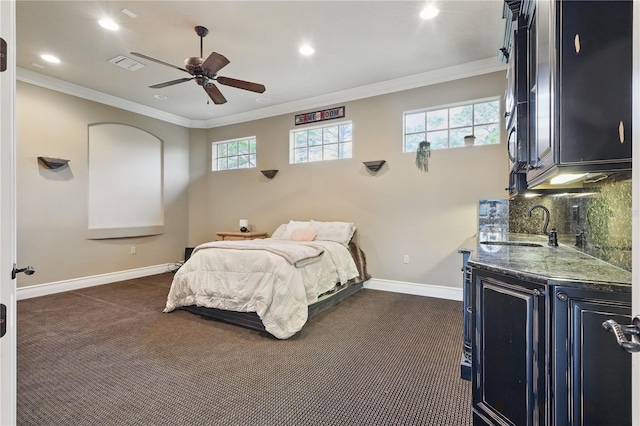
[403,98,500,151]
[290,121,353,164]
[212,136,257,171]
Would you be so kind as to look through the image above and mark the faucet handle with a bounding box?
[548,227,559,247]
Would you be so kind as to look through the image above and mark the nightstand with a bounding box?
[217,231,268,241]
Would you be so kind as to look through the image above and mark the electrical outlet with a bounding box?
[403,254,410,264]
[130,247,136,255]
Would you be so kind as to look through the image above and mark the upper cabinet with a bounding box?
[506,0,633,191]
[528,0,633,187]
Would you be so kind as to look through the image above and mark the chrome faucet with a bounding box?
[527,205,559,246]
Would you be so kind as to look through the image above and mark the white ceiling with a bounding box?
[16,0,507,128]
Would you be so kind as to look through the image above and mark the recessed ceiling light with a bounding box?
[31,63,45,69]
[153,94,168,100]
[99,18,119,31]
[299,44,315,56]
[256,98,271,104]
[40,54,60,64]
[420,4,440,20]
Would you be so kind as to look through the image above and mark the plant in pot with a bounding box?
[415,141,431,172]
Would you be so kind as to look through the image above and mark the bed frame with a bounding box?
[181,280,364,335]
[178,239,370,337]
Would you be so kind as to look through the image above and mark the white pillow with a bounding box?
[271,224,288,239]
[311,220,355,244]
[282,220,312,240]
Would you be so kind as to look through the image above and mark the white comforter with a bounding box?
[164,238,359,339]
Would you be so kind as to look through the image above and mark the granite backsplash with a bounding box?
[509,172,632,272]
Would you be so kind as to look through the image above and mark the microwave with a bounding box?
[508,102,529,171]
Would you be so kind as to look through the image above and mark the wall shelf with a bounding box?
[363,160,386,172]
[38,157,70,169]
[261,169,278,179]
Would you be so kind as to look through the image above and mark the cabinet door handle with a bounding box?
[574,34,581,53]
[602,316,640,353]
[619,121,625,143]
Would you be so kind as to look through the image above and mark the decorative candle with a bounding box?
[239,219,249,232]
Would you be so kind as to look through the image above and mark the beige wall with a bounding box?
[16,71,507,290]
[189,71,508,289]
[16,82,190,287]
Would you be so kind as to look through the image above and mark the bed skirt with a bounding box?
[181,280,365,335]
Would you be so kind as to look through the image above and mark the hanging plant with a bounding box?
[415,141,431,172]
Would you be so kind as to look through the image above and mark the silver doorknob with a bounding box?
[603,315,640,353]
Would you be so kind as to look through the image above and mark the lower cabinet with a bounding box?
[472,269,631,426]
[553,286,632,426]
[472,270,548,426]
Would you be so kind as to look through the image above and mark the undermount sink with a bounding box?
[480,241,544,247]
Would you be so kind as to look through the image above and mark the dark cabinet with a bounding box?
[503,5,530,197]
[472,268,632,426]
[527,0,633,187]
[553,286,632,426]
[460,250,472,381]
[472,269,547,426]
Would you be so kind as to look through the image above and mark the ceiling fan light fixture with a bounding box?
[420,4,440,20]
[130,25,265,106]
[98,18,119,31]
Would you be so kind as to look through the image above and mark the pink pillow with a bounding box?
[291,226,318,242]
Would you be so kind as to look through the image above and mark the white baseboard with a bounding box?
[364,278,463,301]
[17,269,462,302]
[17,264,170,300]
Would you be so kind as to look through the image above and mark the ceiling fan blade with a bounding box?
[130,52,190,73]
[149,77,194,89]
[201,51,230,75]
[216,76,266,94]
[204,82,227,104]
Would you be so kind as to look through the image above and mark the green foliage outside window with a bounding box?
[290,121,353,164]
[212,137,257,171]
[403,98,501,152]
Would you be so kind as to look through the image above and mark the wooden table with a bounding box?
[216,231,268,241]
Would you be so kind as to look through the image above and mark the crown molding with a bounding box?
[202,57,506,128]
[17,57,505,129]
[17,67,192,127]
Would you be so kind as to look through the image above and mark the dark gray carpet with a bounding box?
[17,274,471,425]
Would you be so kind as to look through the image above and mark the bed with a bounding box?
[164,220,370,339]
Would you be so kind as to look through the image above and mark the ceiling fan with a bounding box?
[131,26,265,105]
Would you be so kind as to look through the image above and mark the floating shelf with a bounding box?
[261,169,278,179]
[363,160,386,172]
[38,157,70,169]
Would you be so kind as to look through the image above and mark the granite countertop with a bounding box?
[460,233,632,292]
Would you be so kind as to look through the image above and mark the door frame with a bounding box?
[632,1,639,423]
[0,0,17,424]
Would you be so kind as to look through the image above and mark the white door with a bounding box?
[0,0,17,424]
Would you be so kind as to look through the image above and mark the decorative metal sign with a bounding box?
[295,106,345,125]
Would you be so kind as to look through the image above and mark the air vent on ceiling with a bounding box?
[109,55,145,71]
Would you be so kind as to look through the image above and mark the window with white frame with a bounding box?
[290,121,353,164]
[403,98,501,152]
[212,136,257,171]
